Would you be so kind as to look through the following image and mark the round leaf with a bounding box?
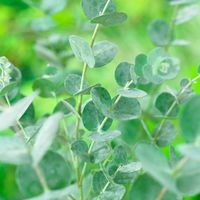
[117,88,147,98]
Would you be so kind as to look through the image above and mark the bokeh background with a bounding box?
[0,0,200,199]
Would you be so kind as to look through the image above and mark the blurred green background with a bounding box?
[0,0,200,199]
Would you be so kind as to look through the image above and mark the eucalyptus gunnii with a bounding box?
[0,0,200,200]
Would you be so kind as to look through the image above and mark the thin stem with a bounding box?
[156,187,167,200]
[154,74,200,141]
[140,119,153,141]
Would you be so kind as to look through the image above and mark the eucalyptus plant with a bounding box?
[1,0,200,200]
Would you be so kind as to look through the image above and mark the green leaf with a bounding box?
[180,95,200,142]
[90,142,109,163]
[111,96,141,120]
[90,87,112,117]
[81,0,116,19]
[0,82,18,96]
[91,12,128,27]
[170,39,190,46]
[176,159,200,195]
[82,101,112,131]
[134,54,147,76]
[93,40,118,67]
[153,121,177,147]
[71,140,90,162]
[118,162,142,173]
[175,5,199,25]
[91,87,141,120]
[64,73,89,95]
[32,78,55,98]
[75,84,101,96]
[167,0,198,5]
[32,113,63,165]
[40,0,67,15]
[0,136,30,165]
[117,88,147,98]
[93,171,107,193]
[69,35,95,68]
[148,19,171,47]
[135,143,177,193]
[53,98,76,117]
[16,151,71,198]
[113,145,127,165]
[93,184,126,200]
[129,174,178,200]
[155,92,179,117]
[0,92,38,131]
[88,130,121,142]
[178,144,200,161]
[31,16,56,32]
[115,62,135,87]
[114,171,137,184]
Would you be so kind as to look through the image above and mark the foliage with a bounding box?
[0,0,200,200]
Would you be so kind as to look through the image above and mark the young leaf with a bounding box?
[155,92,179,117]
[91,12,128,27]
[64,73,89,95]
[175,5,199,25]
[0,82,18,96]
[93,171,107,193]
[93,40,118,67]
[88,130,121,142]
[16,151,71,198]
[118,162,142,173]
[0,92,38,131]
[117,88,147,98]
[32,113,63,165]
[135,143,177,193]
[115,62,135,87]
[90,142,109,163]
[180,95,200,142]
[53,98,76,117]
[113,145,128,165]
[81,0,116,19]
[129,174,178,200]
[69,35,95,68]
[82,100,112,131]
[0,136,31,165]
[148,19,171,47]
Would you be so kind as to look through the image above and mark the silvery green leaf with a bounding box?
[32,113,63,165]
[16,151,71,198]
[88,130,121,142]
[117,88,147,98]
[64,73,89,95]
[82,100,112,131]
[170,39,190,46]
[114,145,127,165]
[118,162,142,173]
[134,54,147,76]
[75,84,101,96]
[93,171,107,193]
[0,92,38,131]
[180,95,200,142]
[135,143,178,193]
[82,0,116,19]
[40,0,67,15]
[0,136,30,165]
[69,35,95,68]
[175,5,199,25]
[93,40,118,68]
[91,12,128,27]
[178,144,200,161]
[129,174,178,200]
[90,142,109,163]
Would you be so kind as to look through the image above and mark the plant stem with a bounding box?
[154,74,200,141]
[140,118,153,141]
[156,187,167,200]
